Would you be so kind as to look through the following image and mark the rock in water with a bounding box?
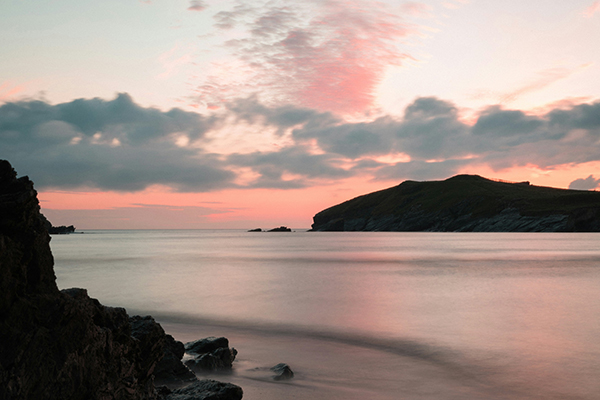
[270,363,294,380]
[0,160,163,400]
[185,337,238,371]
[267,226,291,232]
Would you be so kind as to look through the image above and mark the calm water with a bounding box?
[51,231,600,400]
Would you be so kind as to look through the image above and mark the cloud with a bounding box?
[499,65,591,105]
[584,1,600,18]
[3,92,600,193]
[194,0,418,115]
[188,0,207,11]
[569,175,600,190]
[0,93,234,192]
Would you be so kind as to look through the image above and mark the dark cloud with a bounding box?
[0,94,233,192]
[568,175,600,190]
[3,92,600,193]
[227,146,352,188]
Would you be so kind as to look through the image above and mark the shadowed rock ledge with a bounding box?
[311,175,600,232]
[0,159,242,400]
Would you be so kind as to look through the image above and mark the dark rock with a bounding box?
[39,213,76,234]
[247,228,262,232]
[0,159,242,399]
[155,334,197,385]
[311,174,600,232]
[270,363,294,381]
[267,226,291,232]
[185,337,238,371]
[160,379,243,400]
[0,160,157,400]
[186,336,231,355]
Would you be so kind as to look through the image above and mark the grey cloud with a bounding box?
[549,102,600,131]
[226,96,336,134]
[472,107,544,138]
[227,146,352,188]
[0,94,234,192]
[568,175,600,190]
[292,116,398,158]
[375,159,470,182]
[4,92,600,193]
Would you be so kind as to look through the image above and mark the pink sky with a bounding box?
[2,0,600,229]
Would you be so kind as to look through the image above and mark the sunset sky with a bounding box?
[2,0,600,229]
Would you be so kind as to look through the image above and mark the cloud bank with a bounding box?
[2,93,600,192]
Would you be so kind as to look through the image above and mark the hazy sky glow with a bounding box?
[2,0,600,228]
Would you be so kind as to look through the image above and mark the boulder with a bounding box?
[270,363,294,381]
[155,334,197,385]
[185,337,238,372]
[158,379,243,400]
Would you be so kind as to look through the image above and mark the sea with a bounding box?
[50,230,600,400]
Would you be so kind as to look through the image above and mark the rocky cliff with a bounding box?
[0,160,242,400]
[311,175,600,232]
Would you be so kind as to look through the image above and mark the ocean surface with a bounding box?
[50,230,600,400]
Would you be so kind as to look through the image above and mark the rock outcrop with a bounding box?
[0,160,163,400]
[184,337,238,372]
[0,159,243,400]
[270,363,294,381]
[267,226,291,232]
[311,175,600,232]
[158,380,243,400]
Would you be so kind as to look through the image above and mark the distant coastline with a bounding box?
[311,174,600,232]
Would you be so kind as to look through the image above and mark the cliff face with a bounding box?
[311,175,600,232]
[0,160,163,400]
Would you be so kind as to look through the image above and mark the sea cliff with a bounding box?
[0,160,242,400]
[311,175,600,232]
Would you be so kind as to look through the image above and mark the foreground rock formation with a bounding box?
[0,159,242,400]
[311,175,600,232]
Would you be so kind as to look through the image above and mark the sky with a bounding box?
[1,0,600,229]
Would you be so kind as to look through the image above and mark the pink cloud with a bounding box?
[584,1,600,17]
[193,0,419,115]
[0,81,26,102]
[500,64,591,104]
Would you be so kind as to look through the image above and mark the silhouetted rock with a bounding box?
[39,213,76,234]
[158,379,243,400]
[185,337,238,371]
[0,159,162,400]
[155,334,197,385]
[267,226,291,232]
[311,175,600,232]
[270,363,294,380]
[247,228,262,232]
